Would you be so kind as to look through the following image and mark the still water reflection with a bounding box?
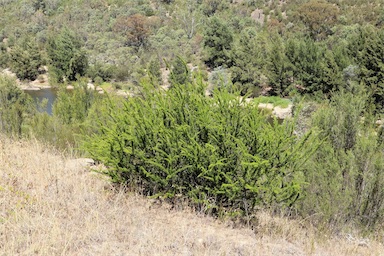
[24,88,57,115]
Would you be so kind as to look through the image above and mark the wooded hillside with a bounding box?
[0,0,383,101]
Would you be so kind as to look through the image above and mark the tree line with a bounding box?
[0,0,382,106]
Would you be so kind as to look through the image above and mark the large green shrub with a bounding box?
[83,78,318,216]
[203,16,234,69]
[47,28,88,83]
[169,57,190,86]
[347,25,384,108]
[8,38,43,81]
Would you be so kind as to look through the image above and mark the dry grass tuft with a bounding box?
[0,136,383,255]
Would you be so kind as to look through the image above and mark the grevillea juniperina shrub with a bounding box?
[83,78,319,216]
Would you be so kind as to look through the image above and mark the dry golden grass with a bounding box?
[1,135,383,255]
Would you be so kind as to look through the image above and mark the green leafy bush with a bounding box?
[27,79,102,150]
[8,38,42,81]
[87,62,115,83]
[0,75,34,137]
[301,88,384,231]
[147,58,162,85]
[47,28,88,83]
[169,56,190,86]
[203,16,234,68]
[53,79,99,125]
[83,78,318,216]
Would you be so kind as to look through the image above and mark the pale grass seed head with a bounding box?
[0,135,383,255]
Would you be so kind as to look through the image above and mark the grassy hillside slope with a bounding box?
[1,136,383,255]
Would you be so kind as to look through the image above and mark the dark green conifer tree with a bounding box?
[47,28,88,83]
[148,58,162,85]
[203,16,234,69]
[169,57,190,86]
[266,34,292,96]
[230,28,265,95]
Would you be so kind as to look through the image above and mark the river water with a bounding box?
[24,88,57,115]
[23,88,287,123]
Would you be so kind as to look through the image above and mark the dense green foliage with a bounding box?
[0,75,100,150]
[203,16,234,68]
[0,0,382,104]
[53,80,98,124]
[147,58,162,85]
[47,28,88,83]
[83,80,318,215]
[302,87,384,230]
[169,56,190,86]
[8,38,42,80]
[35,80,101,149]
[297,0,339,41]
[0,76,33,136]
